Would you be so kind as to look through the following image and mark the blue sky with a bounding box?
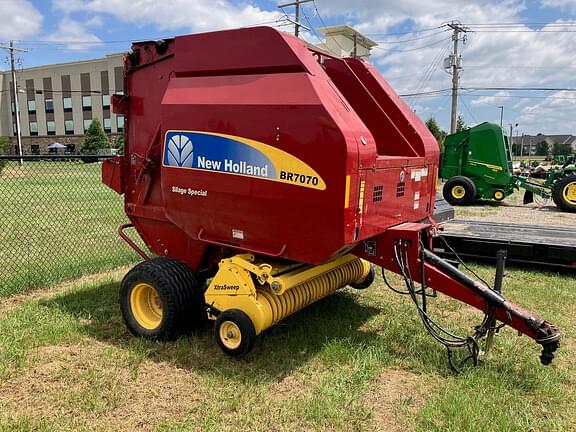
[1,0,575,135]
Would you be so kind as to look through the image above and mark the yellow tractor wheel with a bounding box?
[552,174,576,213]
[215,309,256,356]
[442,176,477,206]
[493,190,505,201]
[120,257,206,340]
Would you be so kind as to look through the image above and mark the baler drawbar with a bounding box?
[102,27,559,368]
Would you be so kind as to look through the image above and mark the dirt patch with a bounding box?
[269,372,312,401]
[364,368,438,432]
[0,266,131,315]
[0,342,205,431]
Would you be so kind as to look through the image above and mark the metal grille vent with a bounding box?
[396,182,405,197]
[373,185,383,202]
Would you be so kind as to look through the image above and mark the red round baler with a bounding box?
[103,27,559,365]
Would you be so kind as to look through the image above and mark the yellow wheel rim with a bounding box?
[130,283,163,330]
[452,185,466,199]
[494,191,504,200]
[563,182,576,204]
[219,321,242,350]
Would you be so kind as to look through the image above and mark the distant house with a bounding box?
[511,134,576,155]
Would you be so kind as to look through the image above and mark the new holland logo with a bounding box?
[165,134,194,168]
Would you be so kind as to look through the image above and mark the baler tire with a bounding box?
[350,265,375,290]
[215,309,256,357]
[552,174,576,213]
[120,257,206,341]
[443,176,476,206]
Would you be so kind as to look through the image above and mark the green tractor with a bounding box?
[439,122,576,212]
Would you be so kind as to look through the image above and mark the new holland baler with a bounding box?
[102,27,559,367]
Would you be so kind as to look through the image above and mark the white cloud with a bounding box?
[52,0,284,33]
[471,91,512,106]
[44,18,103,50]
[518,91,576,133]
[0,0,43,39]
[541,0,576,13]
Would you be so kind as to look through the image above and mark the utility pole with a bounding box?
[353,33,358,58]
[1,41,28,165]
[278,0,313,37]
[446,22,468,134]
[498,106,504,128]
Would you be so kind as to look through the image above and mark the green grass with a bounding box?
[0,265,574,431]
[0,161,139,297]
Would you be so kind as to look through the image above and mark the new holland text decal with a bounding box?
[163,131,326,190]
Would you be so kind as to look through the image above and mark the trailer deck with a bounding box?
[436,219,576,269]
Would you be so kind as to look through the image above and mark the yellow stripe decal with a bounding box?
[344,175,351,208]
[358,180,366,214]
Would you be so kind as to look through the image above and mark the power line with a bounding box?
[462,86,576,92]
[364,26,446,36]
[372,29,449,44]
[372,36,452,52]
[278,0,313,37]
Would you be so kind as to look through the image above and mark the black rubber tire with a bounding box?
[120,257,206,341]
[350,265,375,290]
[443,176,477,206]
[214,309,256,357]
[552,174,576,213]
[493,189,506,202]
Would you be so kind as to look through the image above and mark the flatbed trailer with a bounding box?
[436,219,576,269]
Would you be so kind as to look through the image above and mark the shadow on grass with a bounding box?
[37,278,558,387]
[40,280,400,383]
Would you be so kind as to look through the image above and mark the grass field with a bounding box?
[0,161,139,297]
[0,265,573,432]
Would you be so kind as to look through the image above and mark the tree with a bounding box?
[0,137,9,175]
[552,142,570,156]
[512,143,521,156]
[115,134,125,155]
[535,141,550,156]
[455,114,468,133]
[425,117,447,152]
[81,119,109,154]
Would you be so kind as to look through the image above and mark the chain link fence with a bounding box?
[0,155,140,297]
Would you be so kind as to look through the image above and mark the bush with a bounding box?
[81,119,109,155]
[115,134,124,155]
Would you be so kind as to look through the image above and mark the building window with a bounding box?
[45,98,54,112]
[27,100,36,113]
[31,144,40,155]
[102,94,110,108]
[117,115,124,132]
[47,121,56,136]
[65,120,74,135]
[103,117,111,132]
[63,97,72,112]
[84,119,92,131]
[29,121,38,136]
[82,95,92,111]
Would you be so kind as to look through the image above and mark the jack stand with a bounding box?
[480,250,507,360]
